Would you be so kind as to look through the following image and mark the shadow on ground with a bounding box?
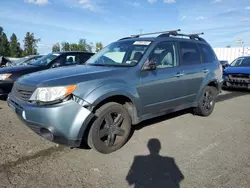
[126,138,184,188]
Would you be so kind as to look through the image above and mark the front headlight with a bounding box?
[29,85,77,102]
[0,74,12,81]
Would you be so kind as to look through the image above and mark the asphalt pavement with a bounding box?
[0,90,249,188]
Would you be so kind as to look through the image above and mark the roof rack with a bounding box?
[158,32,205,41]
[118,29,205,41]
[118,29,181,41]
[130,29,181,38]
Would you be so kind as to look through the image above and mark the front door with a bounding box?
[137,41,186,115]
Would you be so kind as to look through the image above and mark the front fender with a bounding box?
[83,83,142,116]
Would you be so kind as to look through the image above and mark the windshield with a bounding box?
[230,57,250,67]
[86,40,151,67]
[30,53,59,66]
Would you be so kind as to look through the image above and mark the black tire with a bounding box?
[194,86,218,117]
[87,102,132,154]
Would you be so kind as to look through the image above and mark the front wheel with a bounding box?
[87,102,132,154]
[194,86,218,117]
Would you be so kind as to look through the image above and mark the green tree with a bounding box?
[52,43,61,52]
[70,43,79,51]
[78,39,87,51]
[23,32,40,56]
[61,42,70,51]
[95,42,103,52]
[9,33,22,57]
[1,33,10,56]
[0,27,10,56]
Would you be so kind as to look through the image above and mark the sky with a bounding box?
[1,0,250,54]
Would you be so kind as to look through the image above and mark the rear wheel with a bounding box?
[87,102,131,154]
[194,86,218,116]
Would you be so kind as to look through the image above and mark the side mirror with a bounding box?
[52,63,60,68]
[142,58,157,71]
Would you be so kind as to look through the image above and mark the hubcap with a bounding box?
[203,91,214,111]
[99,112,125,147]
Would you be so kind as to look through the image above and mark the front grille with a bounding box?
[227,74,250,83]
[228,74,250,79]
[12,82,36,101]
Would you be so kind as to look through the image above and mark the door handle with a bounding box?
[175,73,184,77]
[203,69,209,73]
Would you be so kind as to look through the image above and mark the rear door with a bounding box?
[178,41,205,103]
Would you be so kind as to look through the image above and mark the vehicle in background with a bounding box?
[0,56,12,67]
[7,29,223,154]
[11,55,44,66]
[0,51,94,98]
[219,60,229,70]
[222,56,250,90]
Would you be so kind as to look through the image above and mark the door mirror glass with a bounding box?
[142,58,157,71]
[51,62,60,68]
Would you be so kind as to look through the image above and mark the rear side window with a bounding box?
[79,53,92,64]
[179,42,201,66]
[199,43,217,63]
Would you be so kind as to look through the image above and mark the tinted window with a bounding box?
[179,42,201,66]
[79,53,92,64]
[199,44,217,63]
[148,42,177,69]
[51,54,78,66]
[65,54,78,65]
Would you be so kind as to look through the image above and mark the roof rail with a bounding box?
[130,29,181,38]
[158,32,205,41]
[118,30,206,42]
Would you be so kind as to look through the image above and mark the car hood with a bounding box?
[17,65,129,87]
[0,65,40,74]
[223,66,250,74]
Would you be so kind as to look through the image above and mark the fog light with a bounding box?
[40,128,54,141]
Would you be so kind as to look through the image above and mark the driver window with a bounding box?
[149,42,177,69]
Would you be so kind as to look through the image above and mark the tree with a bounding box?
[1,33,10,56]
[70,43,79,51]
[78,39,87,51]
[52,43,60,52]
[9,33,22,57]
[23,32,40,56]
[61,42,70,51]
[86,42,93,52]
[0,27,10,56]
[226,45,231,48]
[95,42,103,52]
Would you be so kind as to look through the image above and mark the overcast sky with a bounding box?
[1,0,250,54]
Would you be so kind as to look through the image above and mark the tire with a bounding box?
[194,86,218,117]
[87,102,132,154]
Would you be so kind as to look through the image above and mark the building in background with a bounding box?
[213,47,250,64]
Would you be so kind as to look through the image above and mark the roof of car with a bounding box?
[54,51,94,54]
[238,56,250,58]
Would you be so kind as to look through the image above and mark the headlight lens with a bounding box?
[0,74,12,80]
[29,85,77,102]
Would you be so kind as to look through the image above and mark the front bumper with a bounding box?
[7,94,95,147]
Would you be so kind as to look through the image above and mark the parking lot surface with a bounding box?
[0,90,250,188]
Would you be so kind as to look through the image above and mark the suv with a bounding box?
[0,51,94,98]
[7,30,223,154]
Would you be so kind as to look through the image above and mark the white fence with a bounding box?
[213,46,250,63]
